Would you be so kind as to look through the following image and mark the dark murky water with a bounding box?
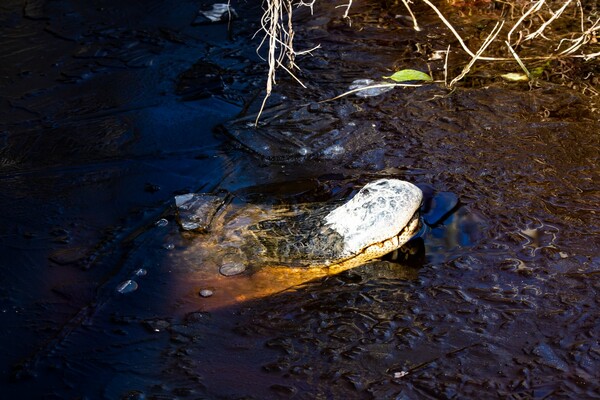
[1,0,599,398]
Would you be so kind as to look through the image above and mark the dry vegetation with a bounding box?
[255,0,599,116]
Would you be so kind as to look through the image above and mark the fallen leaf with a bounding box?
[501,72,529,81]
[384,69,432,82]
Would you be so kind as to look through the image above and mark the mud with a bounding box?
[1,0,599,398]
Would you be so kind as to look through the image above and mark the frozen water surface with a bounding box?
[348,78,395,97]
[0,0,599,399]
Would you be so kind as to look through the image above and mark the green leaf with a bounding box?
[530,66,545,78]
[384,69,432,82]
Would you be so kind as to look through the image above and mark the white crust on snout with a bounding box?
[324,179,423,256]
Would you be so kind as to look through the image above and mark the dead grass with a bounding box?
[256,0,599,119]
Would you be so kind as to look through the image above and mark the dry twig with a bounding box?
[449,21,505,87]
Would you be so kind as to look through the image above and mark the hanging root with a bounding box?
[255,1,350,124]
[254,0,326,124]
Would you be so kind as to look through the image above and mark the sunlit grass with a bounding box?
[256,0,598,117]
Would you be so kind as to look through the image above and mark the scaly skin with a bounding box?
[172,179,423,310]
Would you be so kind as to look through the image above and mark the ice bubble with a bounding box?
[199,289,214,298]
[298,147,311,156]
[219,262,246,276]
[163,243,175,250]
[349,79,394,97]
[116,280,138,294]
[135,268,147,276]
[155,218,168,227]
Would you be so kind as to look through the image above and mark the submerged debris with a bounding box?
[193,4,238,25]
[348,79,394,98]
